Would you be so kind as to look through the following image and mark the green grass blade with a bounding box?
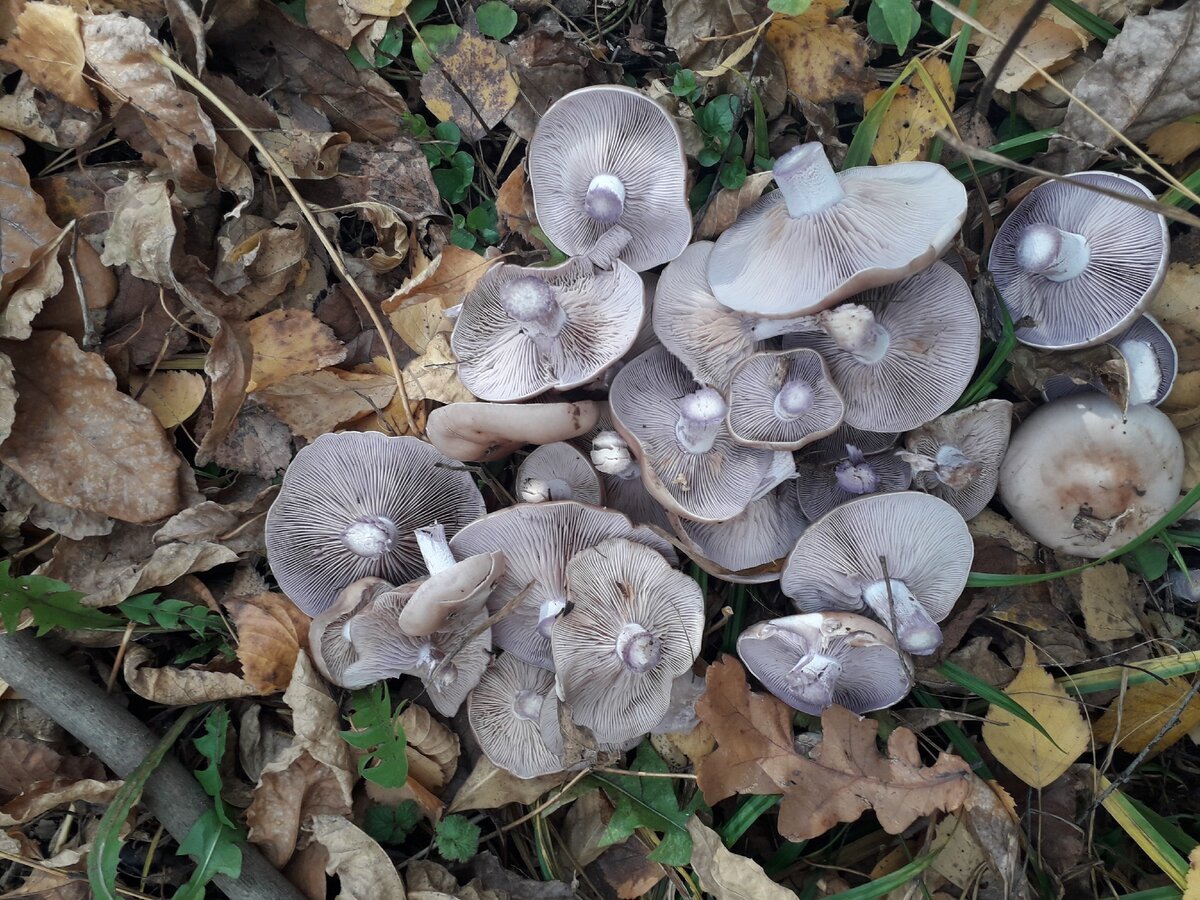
[719,794,780,847]
[843,58,920,170]
[1127,795,1200,857]
[947,130,1054,180]
[934,662,1061,748]
[1057,651,1200,695]
[826,850,939,897]
[1162,166,1200,210]
[1099,775,1190,889]
[1048,0,1118,40]
[955,291,1016,409]
[1118,888,1183,900]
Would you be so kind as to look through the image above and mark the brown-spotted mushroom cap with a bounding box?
[901,399,1013,521]
[998,395,1183,557]
[737,612,912,715]
[468,654,562,779]
[781,492,974,656]
[727,348,845,450]
[707,143,967,317]
[796,445,913,521]
[551,538,705,744]
[669,484,808,584]
[427,400,602,462]
[1114,315,1177,407]
[516,442,603,505]
[451,257,644,402]
[308,577,392,688]
[449,500,677,669]
[799,422,899,464]
[990,172,1169,350]
[266,433,486,616]
[528,85,691,272]
[610,346,794,523]
[785,261,981,432]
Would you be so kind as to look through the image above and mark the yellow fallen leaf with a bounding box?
[931,814,986,890]
[383,245,497,353]
[1093,679,1200,756]
[864,58,954,163]
[246,308,347,392]
[0,3,97,111]
[129,370,207,429]
[345,0,410,17]
[981,641,1089,788]
[1146,121,1200,165]
[765,0,876,105]
[1185,845,1200,900]
[686,816,800,900]
[965,1,1092,92]
[401,333,475,405]
[1077,562,1139,641]
[420,31,519,141]
[1151,263,1200,417]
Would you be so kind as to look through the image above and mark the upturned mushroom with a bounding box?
[588,430,674,533]
[552,538,705,744]
[796,445,913,521]
[426,400,602,462]
[998,395,1184,557]
[308,577,392,687]
[737,612,913,714]
[265,432,486,616]
[516,442,603,505]
[528,85,691,272]
[901,400,1013,520]
[609,346,794,523]
[707,142,967,317]
[468,654,563,779]
[781,492,974,655]
[396,524,506,637]
[451,257,644,401]
[726,348,845,450]
[1113,315,1177,407]
[989,171,1169,350]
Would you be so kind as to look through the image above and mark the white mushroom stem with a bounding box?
[592,431,640,479]
[519,477,572,503]
[587,224,633,270]
[537,597,567,638]
[341,516,399,559]
[675,388,728,454]
[616,622,662,674]
[585,173,626,224]
[817,304,890,363]
[835,446,879,494]
[1118,338,1162,406]
[786,651,843,711]
[772,143,847,218]
[513,688,544,722]
[860,579,942,656]
[501,276,566,337]
[933,445,981,490]
[1016,223,1091,282]
[415,524,456,575]
[775,378,815,420]
[750,315,820,341]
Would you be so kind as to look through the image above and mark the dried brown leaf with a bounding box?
[0,332,183,523]
[694,170,774,240]
[400,705,459,793]
[1093,678,1200,756]
[765,1,876,105]
[0,75,101,148]
[448,756,567,813]
[398,335,475,405]
[256,368,397,440]
[420,30,520,142]
[97,174,177,285]
[247,309,347,392]
[211,213,310,315]
[0,779,122,827]
[686,816,799,900]
[0,3,97,111]
[563,789,613,868]
[0,130,62,285]
[129,370,206,429]
[495,163,538,244]
[329,135,440,223]
[229,593,310,695]
[0,354,14,447]
[257,130,350,179]
[966,1,1091,93]
[0,739,106,800]
[592,838,666,899]
[1078,562,1140,641]
[696,657,970,842]
[123,644,257,704]
[0,225,69,341]
[307,815,406,900]
[210,401,293,479]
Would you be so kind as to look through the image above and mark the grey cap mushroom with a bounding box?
[799,422,899,464]
[396,524,506,637]
[426,400,602,462]
[737,612,913,715]
[998,395,1183,557]
[528,85,691,272]
[588,430,675,533]
[726,348,845,450]
[781,492,974,656]
[785,261,981,432]
[516,442,603,505]
[551,538,705,744]
[1113,315,1177,407]
[308,577,392,688]
[449,500,677,669]
[706,142,967,317]
[468,654,563,779]
[451,257,644,402]
[265,432,486,616]
[989,171,1169,350]
[901,399,1013,521]
[609,346,794,523]
[796,445,913,521]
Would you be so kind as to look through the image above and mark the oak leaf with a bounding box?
[696,657,970,842]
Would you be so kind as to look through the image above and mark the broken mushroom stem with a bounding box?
[834,446,880,495]
[1015,222,1091,282]
[816,304,890,363]
[586,224,635,271]
[773,142,847,218]
[616,622,663,674]
[786,651,842,711]
[901,444,982,491]
[862,575,941,656]
[591,431,639,479]
[414,523,456,575]
[501,276,566,337]
[342,515,400,559]
[675,388,728,454]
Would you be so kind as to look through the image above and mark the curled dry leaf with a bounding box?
[0,332,183,524]
[765,1,876,105]
[696,657,971,842]
[495,163,538,245]
[449,755,567,813]
[0,75,100,149]
[123,644,258,704]
[1149,262,1200,423]
[247,309,347,392]
[129,370,207,429]
[307,815,406,900]
[384,242,499,353]
[686,816,799,900]
[0,3,97,111]
[399,335,476,405]
[694,170,775,240]
[0,466,114,539]
[420,30,520,142]
[400,704,460,793]
[229,593,310,695]
[0,225,69,342]
[0,779,123,827]
[256,369,397,440]
[0,354,14,447]
[212,212,311,315]
[0,129,64,335]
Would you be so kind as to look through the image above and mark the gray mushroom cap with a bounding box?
[796,445,913,521]
[528,85,691,272]
[902,399,1013,521]
[451,257,644,401]
[468,654,563,780]
[609,346,794,523]
[426,400,602,462]
[396,548,507,637]
[308,577,392,688]
[707,143,967,318]
[727,348,845,450]
[785,261,981,432]
[989,171,1169,350]
[516,442,603,506]
[781,492,974,656]
[449,500,677,669]
[799,422,899,464]
[265,432,486,616]
[737,612,913,715]
[551,538,705,744]
[998,395,1183,557]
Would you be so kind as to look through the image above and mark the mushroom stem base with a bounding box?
[861,578,942,655]
[773,143,847,218]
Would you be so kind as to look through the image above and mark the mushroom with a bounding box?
[451,257,644,402]
[997,395,1184,557]
[796,445,913,521]
[781,493,974,656]
[609,346,794,523]
[669,484,808,584]
[901,400,1013,521]
[528,85,691,272]
[785,261,980,432]
[726,348,845,450]
[449,500,677,669]
[551,538,705,744]
[426,400,602,462]
[1113,315,1177,407]
[799,422,899,464]
[989,171,1169,350]
[265,432,486,616]
[737,612,913,715]
[396,524,506,637]
[588,430,674,533]
[706,142,967,318]
[516,442,603,505]
[468,654,563,779]
[308,577,392,687]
